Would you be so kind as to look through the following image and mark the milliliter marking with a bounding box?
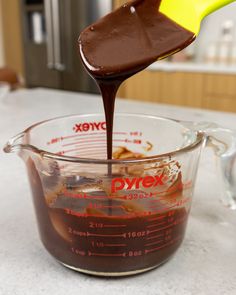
[145,239,164,247]
[146,221,166,228]
[87,232,126,238]
[88,251,126,257]
[148,215,166,222]
[146,233,164,240]
[103,224,127,228]
[147,223,176,234]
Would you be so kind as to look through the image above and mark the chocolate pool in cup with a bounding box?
[4,113,236,276]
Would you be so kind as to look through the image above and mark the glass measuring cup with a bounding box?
[4,113,236,276]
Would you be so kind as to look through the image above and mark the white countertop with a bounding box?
[1,88,236,295]
[149,61,236,75]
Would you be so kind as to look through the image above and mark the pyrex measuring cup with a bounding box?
[4,113,236,276]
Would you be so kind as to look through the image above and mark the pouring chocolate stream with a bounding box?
[79,0,195,160]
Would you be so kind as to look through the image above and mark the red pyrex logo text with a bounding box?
[73,121,106,133]
[111,175,165,193]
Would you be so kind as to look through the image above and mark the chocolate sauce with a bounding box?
[28,160,189,274]
[79,0,195,160]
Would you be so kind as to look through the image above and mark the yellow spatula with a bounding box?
[79,0,236,78]
[160,0,235,36]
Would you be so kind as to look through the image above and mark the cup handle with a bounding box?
[193,122,236,209]
[206,127,236,209]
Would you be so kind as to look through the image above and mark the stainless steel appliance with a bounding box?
[21,0,112,93]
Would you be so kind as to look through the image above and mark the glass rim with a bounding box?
[21,113,204,164]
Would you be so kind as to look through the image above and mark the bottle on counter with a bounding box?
[217,20,234,65]
[204,42,218,64]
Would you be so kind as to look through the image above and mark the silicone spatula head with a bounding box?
[160,0,235,35]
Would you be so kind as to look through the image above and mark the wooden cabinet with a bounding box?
[159,72,204,108]
[118,70,236,112]
[0,0,25,77]
[203,74,236,112]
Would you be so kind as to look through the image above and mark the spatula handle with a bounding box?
[199,0,235,18]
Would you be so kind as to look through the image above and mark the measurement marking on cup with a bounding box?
[103,224,127,228]
[88,251,126,257]
[145,237,181,254]
[63,136,128,147]
[87,232,126,238]
[91,241,127,248]
[75,146,107,152]
[60,131,128,142]
[72,147,106,153]
[146,233,164,240]
[57,146,106,155]
[62,138,106,147]
[76,145,107,150]
[145,239,164,247]
[145,242,172,254]
[62,132,106,140]
[146,221,166,228]
[65,209,154,219]
[147,224,176,234]
[148,215,166,222]
[64,192,112,200]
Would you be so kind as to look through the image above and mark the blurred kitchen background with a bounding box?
[1,0,236,112]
